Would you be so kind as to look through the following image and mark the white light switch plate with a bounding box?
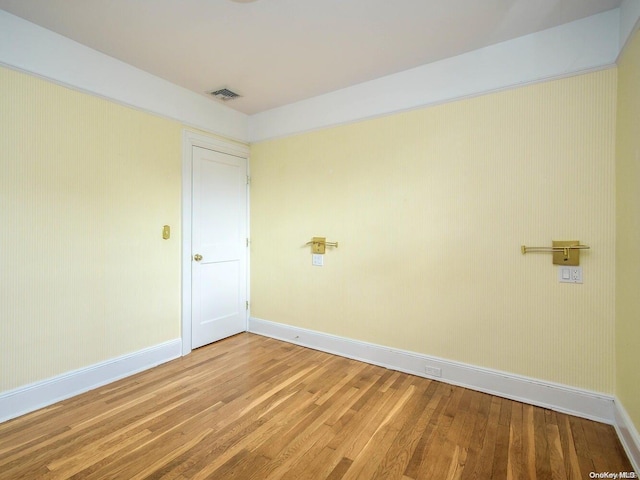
[558,266,582,283]
[312,254,324,266]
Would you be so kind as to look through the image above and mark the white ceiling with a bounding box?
[0,0,622,115]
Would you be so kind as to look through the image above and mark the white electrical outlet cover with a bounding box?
[558,266,582,283]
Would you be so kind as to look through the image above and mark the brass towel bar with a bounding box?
[306,237,338,254]
[306,240,339,248]
[520,245,590,255]
[521,241,590,266]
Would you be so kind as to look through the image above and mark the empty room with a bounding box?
[1,1,639,478]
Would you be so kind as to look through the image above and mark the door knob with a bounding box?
[193,254,203,262]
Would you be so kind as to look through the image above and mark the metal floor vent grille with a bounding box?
[208,88,241,101]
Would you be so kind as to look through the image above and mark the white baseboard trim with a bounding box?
[614,398,640,473]
[248,317,616,425]
[0,339,182,423]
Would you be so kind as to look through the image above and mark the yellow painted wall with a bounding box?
[616,27,640,432]
[0,67,182,392]
[251,69,618,393]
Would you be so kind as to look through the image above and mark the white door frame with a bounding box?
[181,130,250,356]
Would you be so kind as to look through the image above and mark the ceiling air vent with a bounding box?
[208,88,241,101]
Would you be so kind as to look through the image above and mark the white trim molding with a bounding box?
[619,0,640,55]
[0,339,181,424]
[614,398,640,473]
[248,10,619,142]
[0,10,248,142]
[248,317,616,425]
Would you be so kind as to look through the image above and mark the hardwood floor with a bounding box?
[0,333,634,479]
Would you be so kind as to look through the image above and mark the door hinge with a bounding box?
[246,238,250,247]
[245,300,249,310]
[246,175,251,185]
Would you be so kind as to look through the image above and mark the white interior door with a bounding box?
[191,146,247,349]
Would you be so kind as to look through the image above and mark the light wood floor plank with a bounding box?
[0,333,634,479]
[506,401,523,480]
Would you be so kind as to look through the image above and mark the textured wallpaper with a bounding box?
[250,69,617,393]
[0,67,182,392]
[616,27,640,433]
